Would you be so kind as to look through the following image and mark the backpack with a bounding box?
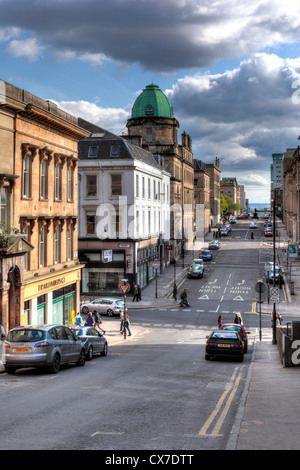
[180,292,184,300]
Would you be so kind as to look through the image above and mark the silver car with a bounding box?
[71,326,108,360]
[81,297,126,317]
[4,325,86,374]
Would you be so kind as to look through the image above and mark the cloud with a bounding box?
[5,37,44,61]
[55,99,131,135]
[1,0,300,72]
[166,53,300,174]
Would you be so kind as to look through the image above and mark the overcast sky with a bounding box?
[2,0,300,203]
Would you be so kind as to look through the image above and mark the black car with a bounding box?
[205,330,244,361]
[187,263,204,278]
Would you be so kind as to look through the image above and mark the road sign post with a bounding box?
[153,260,160,298]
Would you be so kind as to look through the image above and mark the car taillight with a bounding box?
[206,342,214,346]
[4,343,10,349]
[80,338,87,343]
[233,343,243,348]
[35,341,50,348]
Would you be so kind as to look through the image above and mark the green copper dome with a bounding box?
[131,84,174,118]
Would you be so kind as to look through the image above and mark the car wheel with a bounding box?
[87,345,93,360]
[82,306,89,314]
[106,309,114,317]
[76,350,86,367]
[49,353,61,374]
[101,342,108,356]
[5,366,16,374]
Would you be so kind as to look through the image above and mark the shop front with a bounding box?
[23,266,82,327]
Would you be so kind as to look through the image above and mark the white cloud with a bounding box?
[5,37,44,61]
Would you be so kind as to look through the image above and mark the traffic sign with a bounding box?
[153,260,160,269]
[270,286,280,302]
[255,280,266,294]
[119,284,129,295]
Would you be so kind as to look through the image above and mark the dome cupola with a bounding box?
[131,83,174,118]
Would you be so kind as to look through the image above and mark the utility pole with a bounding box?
[272,198,277,344]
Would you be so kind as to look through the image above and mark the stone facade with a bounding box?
[0,80,89,331]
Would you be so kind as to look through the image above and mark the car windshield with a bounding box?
[115,300,124,305]
[190,265,201,270]
[222,325,241,332]
[211,332,237,339]
[7,329,46,342]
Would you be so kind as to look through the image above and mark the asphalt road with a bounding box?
[0,219,287,451]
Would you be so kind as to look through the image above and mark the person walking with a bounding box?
[93,310,105,334]
[180,288,190,307]
[120,314,132,336]
[86,311,95,326]
[173,283,178,301]
[137,284,141,301]
[132,284,139,302]
[75,312,83,326]
[218,315,223,329]
[234,312,243,325]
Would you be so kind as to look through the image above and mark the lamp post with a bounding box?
[272,198,277,345]
[255,280,266,341]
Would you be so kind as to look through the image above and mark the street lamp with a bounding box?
[272,198,277,345]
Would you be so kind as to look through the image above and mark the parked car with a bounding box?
[4,325,86,374]
[264,228,272,237]
[237,214,248,219]
[264,262,282,284]
[225,224,232,232]
[205,330,244,361]
[209,240,220,250]
[230,218,237,224]
[219,324,250,352]
[199,250,212,261]
[81,298,126,316]
[191,258,204,267]
[221,227,229,236]
[250,222,257,229]
[71,326,108,360]
[187,263,204,278]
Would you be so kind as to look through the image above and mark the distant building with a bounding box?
[124,83,194,257]
[193,160,211,235]
[206,158,221,226]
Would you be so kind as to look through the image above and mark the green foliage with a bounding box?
[0,222,18,249]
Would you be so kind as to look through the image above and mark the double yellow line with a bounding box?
[199,367,242,437]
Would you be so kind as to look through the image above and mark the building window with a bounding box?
[68,166,73,201]
[148,178,151,199]
[136,174,139,198]
[86,213,96,235]
[23,155,31,198]
[40,159,47,199]
[55,163,61,200]
[86,175,97,197]
[40,225,46,267]
[142,176,145,199]
[111,174,122,196]
[67,225,72,261]
[111,208,122,235]
[110,145,120,157]
[55,226,60,264]
[0,186,8,225]
[146,128,153,142]
[88,146,98,158]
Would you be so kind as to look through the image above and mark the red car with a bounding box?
[264,228,272,237]
[219,323,250,352]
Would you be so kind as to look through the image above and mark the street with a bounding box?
[0,219,290,450]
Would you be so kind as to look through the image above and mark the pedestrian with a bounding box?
[137,284,141,301]
[120,314,132,336]
[180,288,190,307]
[85,311,95,326]
[218,315,223,329]
[173,283,178,301]
[93,310,105,334]
[132,284,139,301]
[234,313,243,325]
[120,311,124,333]
[75,312,83,326]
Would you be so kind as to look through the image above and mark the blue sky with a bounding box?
[2,0,300,203]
